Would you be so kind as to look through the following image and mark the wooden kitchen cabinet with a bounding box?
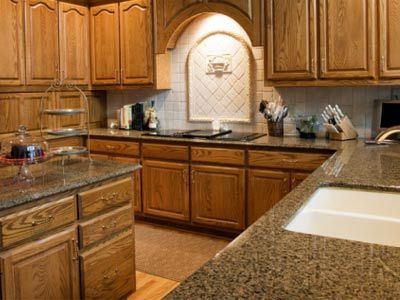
[319,0,376,79]
[25,0,59,85]
[265,0,317,80]
[90,3,120,85]
[0,227,80,300]
[0,0,25,86]
[379,0,400,78]
[291,171,310,189]
[120,0,153,84]
[191,165,245,230]
[247,169,290,226]
[59,2,90,85]
[142,160,190,221]
[79,229,134,300]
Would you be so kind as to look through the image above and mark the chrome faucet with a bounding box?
[375,126,400,144]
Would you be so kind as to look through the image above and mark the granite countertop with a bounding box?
[0,157,140,211]
[164,141,400,298]
[89,128,346,151]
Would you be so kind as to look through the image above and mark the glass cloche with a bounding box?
[0,125,50,183]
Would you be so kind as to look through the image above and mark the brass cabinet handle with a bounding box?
[182,169,188,187]
[321,58,327,74]
[101,220,117,230]
[381,56,385,73]
[99,192,118,202]
[31,215,54,226]
[105,145,116,150]
[311,58,316,73]
[191,170,196,184]
[71,238,79,261]
[103,269,119,281]
[281,159,298,164]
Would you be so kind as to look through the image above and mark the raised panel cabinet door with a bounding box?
[120,0,153,84]
[90,3,120,85]
[0,0,25,86]
[247,169,290,226]
[142,160,189,221]
[0,227,79,300]
[319,0,376,79]
[379,0,400,78]
[191,165,245,230]
[25,0,59,85]
[291,171,310,189]
[266,0,317,80]
[59,3,90,85]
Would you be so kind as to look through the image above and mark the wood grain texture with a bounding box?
[56,92,84,128]
[48,136,83,148]
[191,147,245,166]
[0,95,20,133]
[128,271,179,300]
[19,93,56,131]
[25,0,59,85]
[89,138,140,156]
[266,0,317,80]
[0,196,76,249]
[90,3,120,85]
[120,0,153,84]
[248,150,330,171]
[379,0,400,78]
[291,171,310,189]
[191,165,245,230]
[78,177,133,219]
[0,0,25,86]
[80,230,135,300]
[247,169,290,225]
[142,143,189,161]
[156,0,262,53]
[319,0,376,79]
[79,205,132,248]
[59,2,90,85]
[0,227,80,300]
[142,160,190,221]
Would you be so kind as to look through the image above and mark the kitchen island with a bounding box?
[165,141,400,298]
[0,157,140,299]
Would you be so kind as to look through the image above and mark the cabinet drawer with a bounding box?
[79,205,132,248]
[90,138,140,156]
[142,143,188,161]
[80,230,134,299]
[0,196,76,249]
[78,178,133,219]
[191,147,245,166]
[248,150,330,171]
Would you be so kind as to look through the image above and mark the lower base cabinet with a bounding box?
[191,165,245,230]
[0,228,80,300]
[79,230,134,300]
[142,160,189,221]
[247,169,291,225]
[291,171,310,189]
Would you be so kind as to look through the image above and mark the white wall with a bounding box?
[107,14,395,138]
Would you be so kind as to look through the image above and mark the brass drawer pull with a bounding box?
[105,145,116,150]
[99,192,118,202]
[101,221,117,230]
[31,215,54,226]
[103,268,119,281]
[281,159,298,164]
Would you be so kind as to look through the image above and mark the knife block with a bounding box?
[328,116,358,141]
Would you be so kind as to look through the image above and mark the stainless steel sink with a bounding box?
[285,187,400,247]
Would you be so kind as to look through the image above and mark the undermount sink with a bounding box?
[285,187,400,247]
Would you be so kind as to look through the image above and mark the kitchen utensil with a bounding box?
[322,104,358,140]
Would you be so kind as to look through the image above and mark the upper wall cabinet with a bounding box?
[265,0,317,80]
[379,0,400,78]
[0,0,25,86]
[90,4,120,85]
[59,3,90,85]
[155,0,262,53]
[25,0,59,85]
[120,0,153,84]
[319,0,376,79]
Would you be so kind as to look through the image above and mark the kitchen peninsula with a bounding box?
[0,157,140,299]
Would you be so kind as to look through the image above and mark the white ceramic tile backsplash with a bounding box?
[107,14,395,138]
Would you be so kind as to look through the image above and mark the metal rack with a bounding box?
[40,79,92,162]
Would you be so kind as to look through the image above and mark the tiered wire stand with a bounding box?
[40,79,92,165]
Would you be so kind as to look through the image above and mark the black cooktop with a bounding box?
[143,130,266,141]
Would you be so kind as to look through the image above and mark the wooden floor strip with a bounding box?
[128,271,180,300]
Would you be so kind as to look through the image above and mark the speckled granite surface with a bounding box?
[163,142,400,299]
[0,157,140,211]
[90,128,345,151]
